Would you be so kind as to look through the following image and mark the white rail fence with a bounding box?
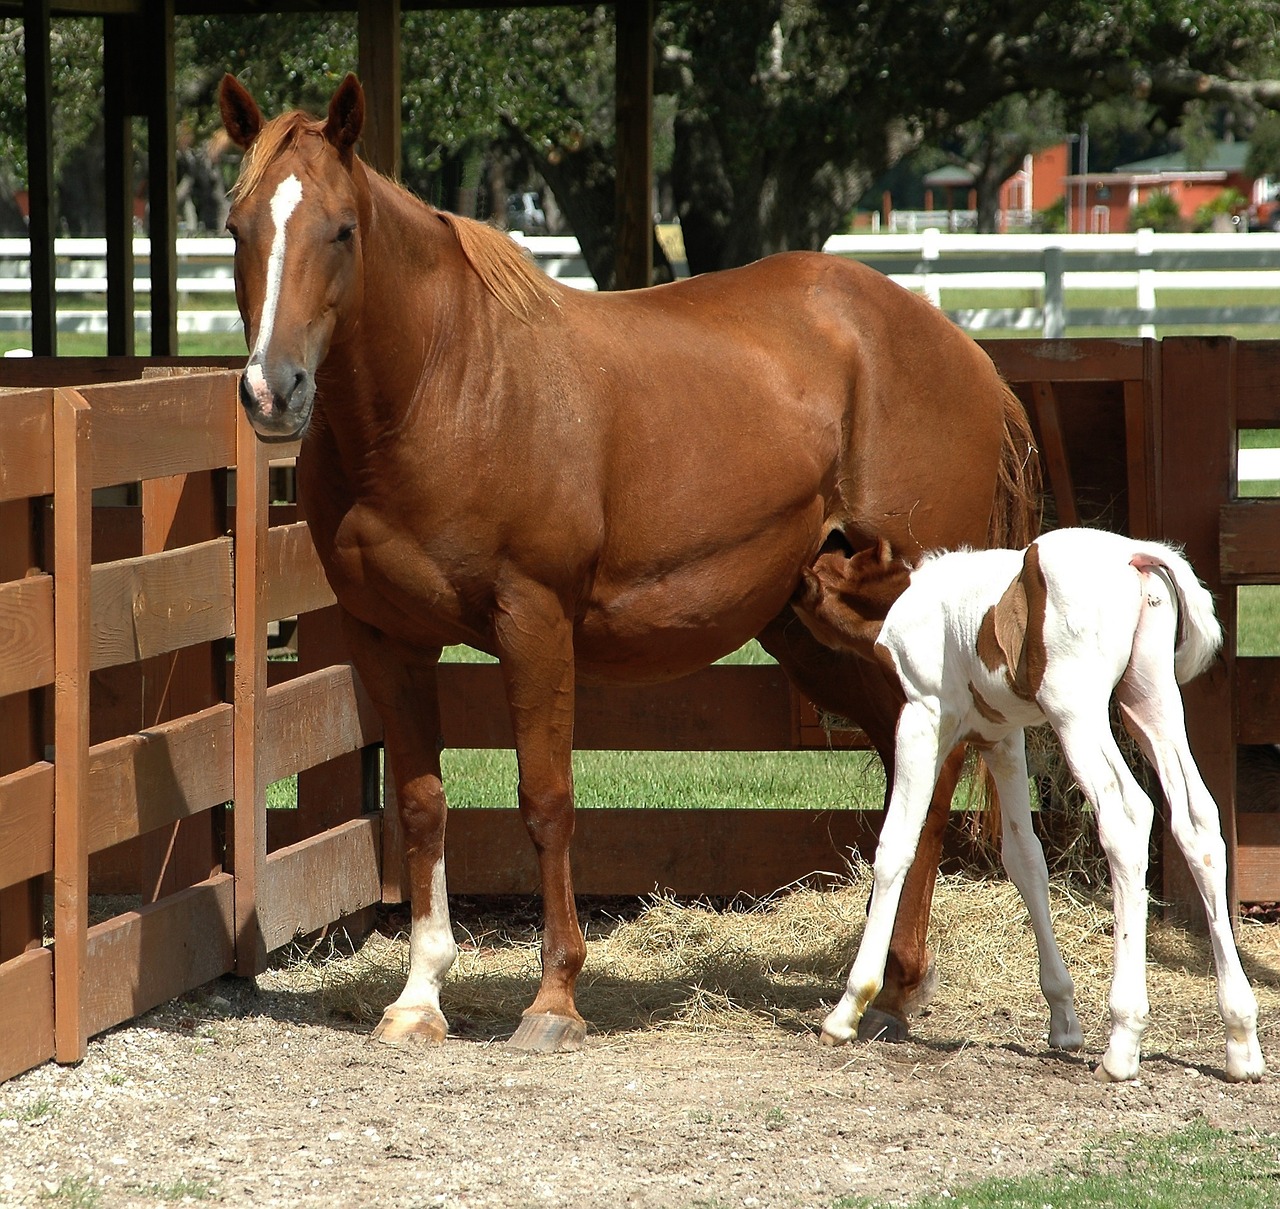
[4,229,1280,340]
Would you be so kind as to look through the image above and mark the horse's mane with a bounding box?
[233,111,324,200]
[438,211,559,319]
[234,112,557,321]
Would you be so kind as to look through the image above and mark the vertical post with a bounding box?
[103,15,137,358]
[23,0,56,355]
[358,0,402,177]
[1136,226,1156,340]
[1042,246,1065,338]
[233,412,269,975]
[1156,338,1238,922]
[614,0,654,290]
[144,0,178,355]
[52,389,91,1063]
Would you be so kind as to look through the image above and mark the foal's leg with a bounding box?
[761,614,955,1040]
[984,732,1082,1050]
[494,587,587,1053]
[821,701,945,1045]
[342,618,456,1045]
[1117,615,1264,1082]
[1053,711,1155,1082]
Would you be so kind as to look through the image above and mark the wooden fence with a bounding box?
[0,335,1278,1085]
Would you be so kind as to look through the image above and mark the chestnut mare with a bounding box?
[219,73,1040,1052]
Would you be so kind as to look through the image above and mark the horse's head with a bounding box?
[219,73,366,441]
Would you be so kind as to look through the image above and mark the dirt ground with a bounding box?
[2,878,1279,1209]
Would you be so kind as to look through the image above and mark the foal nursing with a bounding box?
[793,527,1264,1083]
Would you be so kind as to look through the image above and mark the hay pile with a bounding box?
[263,863,1280,1062]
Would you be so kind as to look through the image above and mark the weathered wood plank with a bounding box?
[443,807,989,898]
[260,816,382,953]
[0,762,54,889]
[1237,814,1280,903]
[87,703,232,854]
[262,665,383,785]
[0,947,54,1084]
[265,522,335,620]
[0,389,53,503]
[1220,500,1280,584]
[73,372,237,489]
[82,873,234,1040]
[437,663,798,752]
[983,338,1148,385]
[1236,658,1280,745]
[90,537,234,671]
[1235,341,1280,428]
[0,573,54,697]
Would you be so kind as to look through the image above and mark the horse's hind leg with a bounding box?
[494,587,587,1053]
[1116,591,1264,1082]
[984,732,1082,1050]
[342,617,456,1045]
[761,614,958,1041]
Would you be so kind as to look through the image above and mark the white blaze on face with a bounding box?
[244,173,304,411]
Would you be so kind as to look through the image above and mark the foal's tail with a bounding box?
[987,381,1043,551]
[1131,543,1223,683]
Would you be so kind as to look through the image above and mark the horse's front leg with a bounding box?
[342,616,456,1045]
[495,588,587,1053]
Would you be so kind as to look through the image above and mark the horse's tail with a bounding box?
[972,381,1041,850]
[987,381,1042,551]
[1132,542,1223,683]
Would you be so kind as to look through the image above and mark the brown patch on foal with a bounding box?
[968,680,1008,726]
[974,542,1050,702]
[793,538,912,658]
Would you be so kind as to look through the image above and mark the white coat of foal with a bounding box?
[793,526,1264,1084]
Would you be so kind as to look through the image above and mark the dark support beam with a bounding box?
[22,0,55,355]
[614,0,653,290]
[103,16,137,358]
[144,0,178,355]
[358,0,402,176]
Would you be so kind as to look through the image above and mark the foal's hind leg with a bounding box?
[761,614,955,1040]
[1116,601,1264,1081]
[984,732,1082,1050]
[343,618,456,1045]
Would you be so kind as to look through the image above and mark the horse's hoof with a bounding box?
[1093,1055,1137,1083]
[818,1028,846,1047]
[371,1005,448,1046]
[856,1007,909,1043]
[507,1012,587,1054]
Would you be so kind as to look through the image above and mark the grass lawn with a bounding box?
[840,1119,1280,1209]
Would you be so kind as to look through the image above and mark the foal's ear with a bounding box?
[325,73,365,164]
[219,74,263,150]
[874,537,895,565]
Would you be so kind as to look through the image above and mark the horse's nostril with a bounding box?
[288,369,309,405]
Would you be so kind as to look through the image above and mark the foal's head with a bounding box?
[792,537,912,656]
[219,73,366,440]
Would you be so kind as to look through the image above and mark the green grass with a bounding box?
[0,330,246,357]
[836,1119,1280,1209]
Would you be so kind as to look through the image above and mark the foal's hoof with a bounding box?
[507,1012,587,1054]
[856,1008,909,1044]
[371,1005,448,1046]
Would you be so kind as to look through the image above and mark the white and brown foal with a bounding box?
[793,527,1264,1083]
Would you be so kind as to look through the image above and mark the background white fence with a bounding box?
[4,229,1280,340]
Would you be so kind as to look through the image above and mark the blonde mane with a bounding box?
[438,211,559,319]
[232,111,327,200]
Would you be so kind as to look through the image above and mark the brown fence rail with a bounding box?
[1,336,1278,1086]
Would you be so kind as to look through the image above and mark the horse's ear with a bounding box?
[219,74,263,150]
[324,73,365,164]
[874,537,895,565]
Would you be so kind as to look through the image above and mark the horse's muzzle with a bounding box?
[239,356,315,442]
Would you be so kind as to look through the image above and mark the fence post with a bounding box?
[232,410,269,975]
[1136,227,1156,339]
[1042,246,1065,337]
[1155,337,1238,921]
[52,388,91,1062]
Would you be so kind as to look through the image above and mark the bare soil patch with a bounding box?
[3,871,1279,1208]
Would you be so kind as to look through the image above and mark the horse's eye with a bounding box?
[225,221,240,242]
[336,223,356,244]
